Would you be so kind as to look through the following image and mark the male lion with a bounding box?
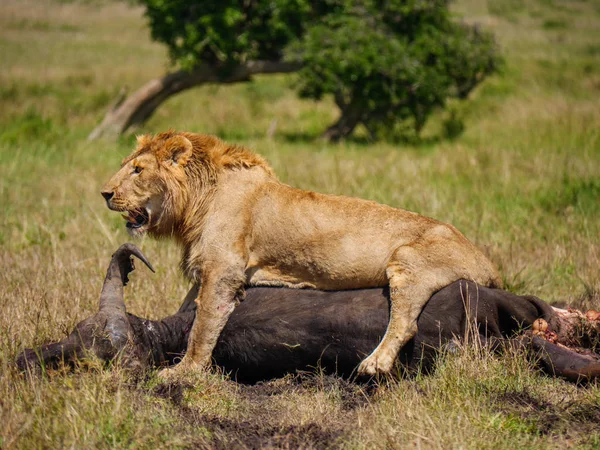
[101,131,501,376]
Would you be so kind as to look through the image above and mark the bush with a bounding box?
[141,0,500,141]
[289,1,500,140]
[142,0,314,71]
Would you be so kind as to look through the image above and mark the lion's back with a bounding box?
[244,182,442,289]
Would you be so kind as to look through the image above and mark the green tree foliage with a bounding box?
[141,0,500,141]
[142,0,314,70]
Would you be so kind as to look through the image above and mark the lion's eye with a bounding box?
[133,166,143,174]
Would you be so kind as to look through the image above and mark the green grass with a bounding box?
[1,0,599,447]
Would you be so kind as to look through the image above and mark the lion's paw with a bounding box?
[157,359,207,382]
[157,366,181,381]
[357,351,395,376]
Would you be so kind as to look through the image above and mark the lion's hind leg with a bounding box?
[357,252,440,376]
[357,235,486,376]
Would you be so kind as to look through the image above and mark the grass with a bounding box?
[0,0,599,447]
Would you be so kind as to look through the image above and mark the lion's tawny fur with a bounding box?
[101,131,502,376]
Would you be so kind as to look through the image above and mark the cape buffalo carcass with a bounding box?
[16,244,600,383]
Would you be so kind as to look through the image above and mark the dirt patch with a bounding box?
[186,415,342,450]
[152,374,366,449]
[566,402,600,427]
[226,373,375,411]
[496,390,560,434]
[495,389,600,437]
[153,381,195,406]
[497,390,551,411]
[277,372,374,410]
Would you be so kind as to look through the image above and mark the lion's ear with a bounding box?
[160,135,193,167]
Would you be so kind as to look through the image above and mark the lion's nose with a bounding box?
[101,191,114,202]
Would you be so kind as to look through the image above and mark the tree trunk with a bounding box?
[88,61,300,141]
[320,104,363,142]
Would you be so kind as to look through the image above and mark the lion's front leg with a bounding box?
[159,262,245,378]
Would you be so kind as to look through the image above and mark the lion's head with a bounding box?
[101,131,196,237]
[101,131,273,239]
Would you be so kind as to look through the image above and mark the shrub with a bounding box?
[140,0,501,141]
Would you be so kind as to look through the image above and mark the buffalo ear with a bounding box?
[161,135,193,167]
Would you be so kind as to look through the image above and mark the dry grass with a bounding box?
[1,0,599,448]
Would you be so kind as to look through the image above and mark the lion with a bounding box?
[101,131,502,376]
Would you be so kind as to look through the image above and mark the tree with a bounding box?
[89,0,500,142]
[288,1,500,140]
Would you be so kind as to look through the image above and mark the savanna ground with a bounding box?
[0,0,599,448]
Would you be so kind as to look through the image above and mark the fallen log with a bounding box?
[16,244,600,383]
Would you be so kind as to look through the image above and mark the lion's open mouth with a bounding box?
[122,209,149,229]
